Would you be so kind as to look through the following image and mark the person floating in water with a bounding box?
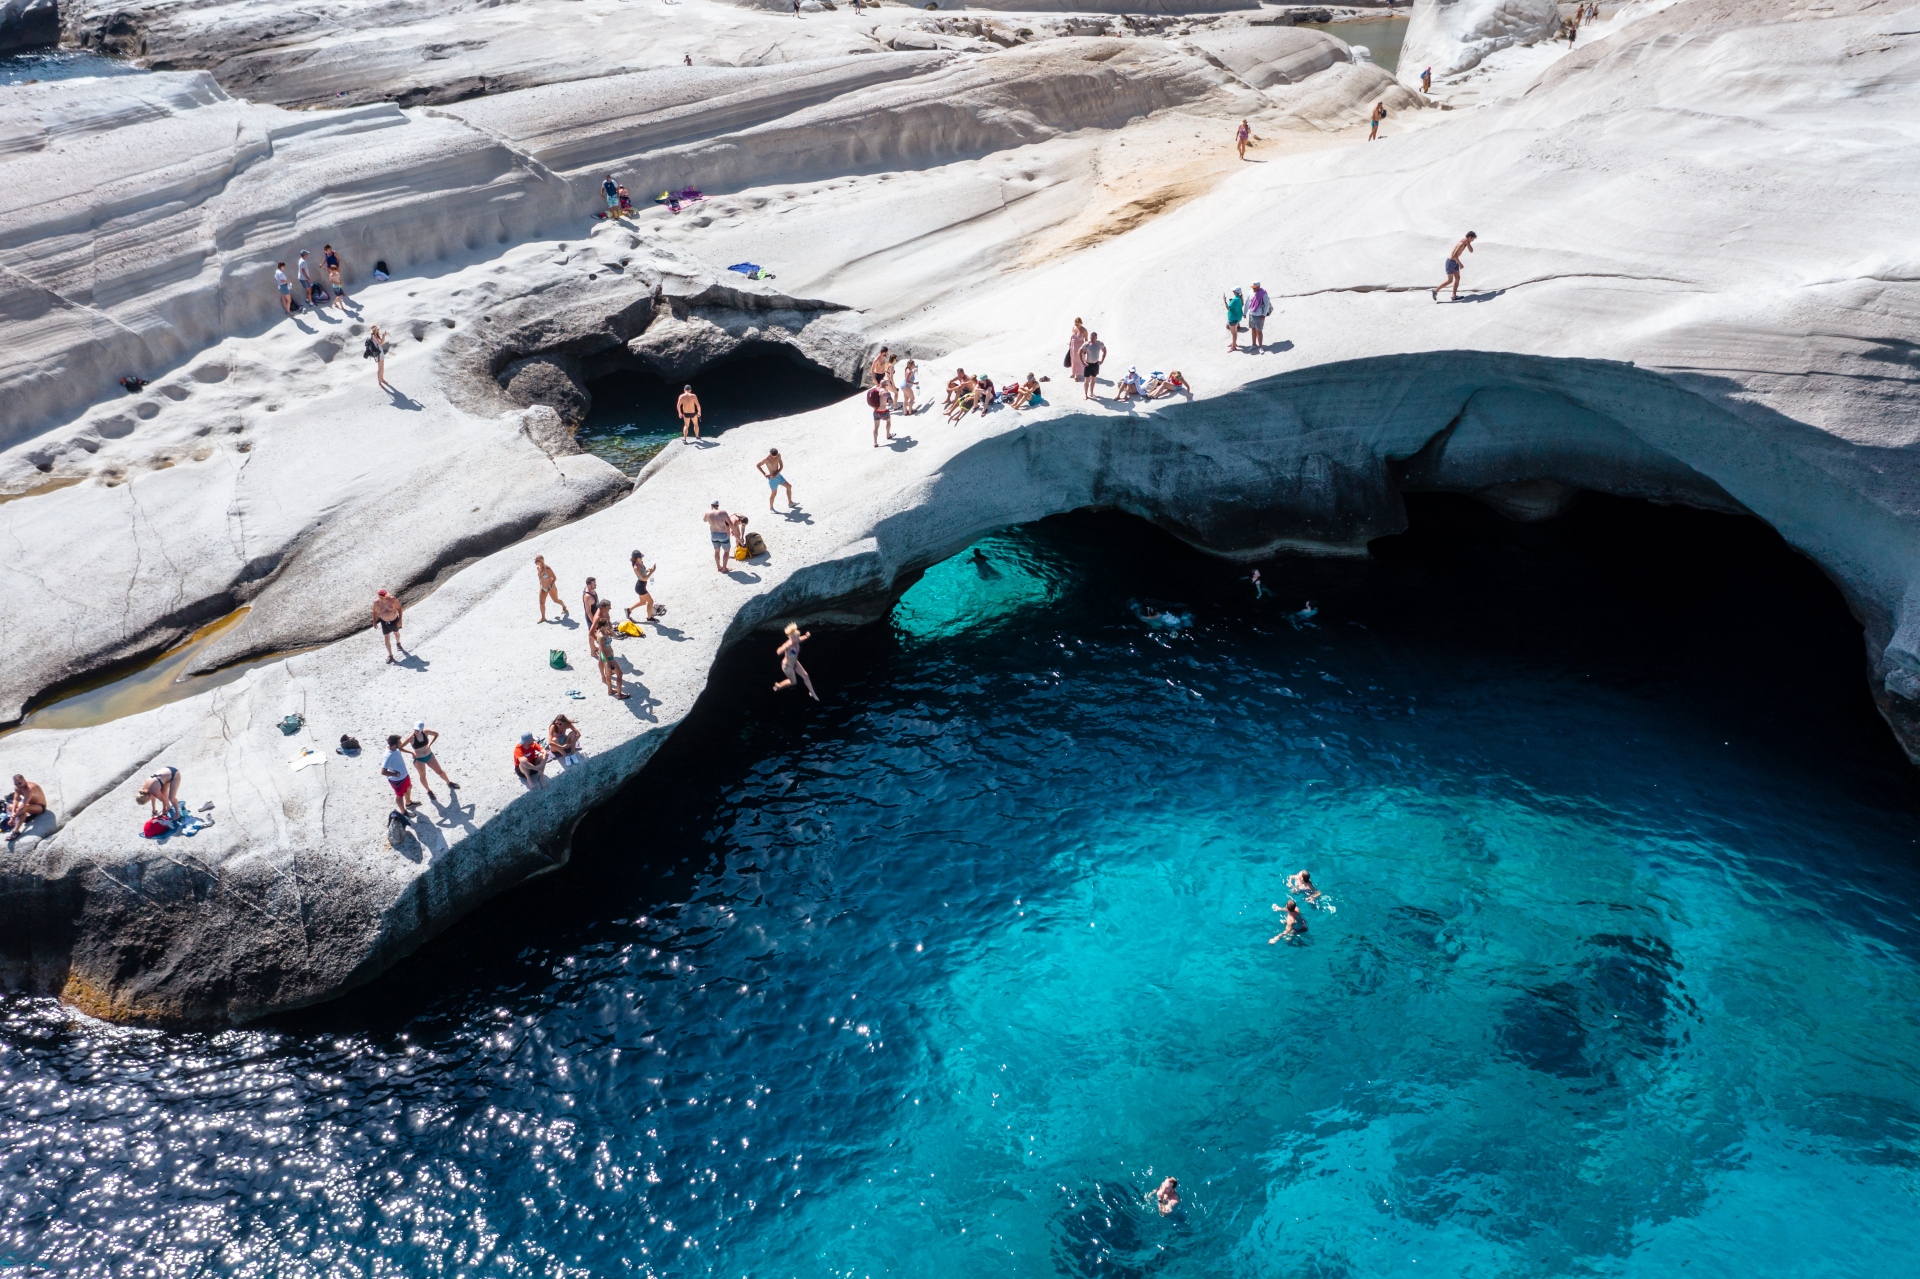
[1154,1177,1180,1215]
[1287,869,1319,903]
[1250,568,1267,599]
[1292,600,1318,624]
[1269,899,1307,943]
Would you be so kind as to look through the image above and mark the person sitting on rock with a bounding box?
[548,715,581,765]
[946,375,978,423]
[1144,370,1192,399]
[1013,373,1044,409]
[1116,366,1146,402]
[514,732,548,786]
[973,374,996,413]
[944,368,968,412]
[5,774,47,840]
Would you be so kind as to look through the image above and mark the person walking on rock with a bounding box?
[372,588,405,662]
[1224,288,1246,351]
[677,385,702,442]
[1248,281,1272,352]
[404,720,458,800]
[900,359,920,414]
[706,502,734,572]
[381,736,416,813]
[626,549,658,622]
[535,554,568,622]
[866,383,892,446]
[1420,66,1432,94]
[758,448,796,510]
[1431,231,1476,302]
[274,262,294,315]
[1079,331,1106,399]
[1235,119,1252,160]
[1368,101,1386,141]
[367,325,391,391]
[773,623,819,700]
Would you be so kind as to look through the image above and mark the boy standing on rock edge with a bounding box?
[372,589,405,661]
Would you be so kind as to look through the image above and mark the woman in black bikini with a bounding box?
[405,721,458,799]
[626,551,657,622]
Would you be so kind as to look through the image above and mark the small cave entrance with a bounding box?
[577,353,857,474]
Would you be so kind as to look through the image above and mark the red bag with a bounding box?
[142,817,172,838]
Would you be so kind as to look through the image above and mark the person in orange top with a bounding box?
[513,732,548,787]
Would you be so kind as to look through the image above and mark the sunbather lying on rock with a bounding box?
[1144,370,1192,399]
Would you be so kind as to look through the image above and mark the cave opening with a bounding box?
[577,352,857,474]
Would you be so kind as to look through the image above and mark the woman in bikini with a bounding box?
[773,623,819,700]
[134,766,182,821]
[626,550,658,622]
[548,714,581,765]
[593,603,628,698]
[405,721,458,799]
[900,359,919,415]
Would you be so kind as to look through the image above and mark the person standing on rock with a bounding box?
[581,576,601,629]
[1248,281,1272,352]
[323,244,348,303]
[372,588,405,662]
[1068,318,1089,384]
[773,622,819,700]
[1368,101,1386,142]
[1420,66,1432,94]
[535,554,568,623]
[134,766,183,823]
[1431,231,1476,301]
[366,326,391,391]
[1079,331,1106,399]
[677,385,703,442]
[404,721,458,801]
[1235,119,1252,160]
[870,347,891,387]
[603,174,620,210]
[274,262,294,316]
[626,549,658,622]
[1224,287,1246,352]
[297,252,320,309]
[901,359,920,414]
[381,736,416,813]
[592,602,629,699]
[706,502,734,572]
[866,382,893,446]
[758,448,796,510]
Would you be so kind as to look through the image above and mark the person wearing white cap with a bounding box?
[403,720,457,801]
[1116,366,1145,402]
[1247,281,1272,353]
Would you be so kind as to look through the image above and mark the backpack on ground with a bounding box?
[743,531,768,558]
[385,809,410,847]
[549,649,567,669]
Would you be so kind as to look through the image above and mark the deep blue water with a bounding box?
[0,51,144,87]
[3,497,1918,1278]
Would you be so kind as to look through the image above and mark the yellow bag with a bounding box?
[616,620,643,637]
[733,545,749,561]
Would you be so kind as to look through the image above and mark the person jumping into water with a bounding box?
[1431,231,1476,301]
[773,623,819,700]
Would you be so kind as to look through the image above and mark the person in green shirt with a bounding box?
[1224,287,1246,352]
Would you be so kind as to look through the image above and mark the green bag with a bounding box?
[549,649,567,670]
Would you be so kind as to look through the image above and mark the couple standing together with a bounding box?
[1066,320,1107,400]
[1223,283,1274,352]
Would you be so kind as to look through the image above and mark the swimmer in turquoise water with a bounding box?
[1154,1177,1180,1215]
[1287,869,1319,903]
[1269,899,1307,943]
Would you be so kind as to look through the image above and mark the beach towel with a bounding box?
[728,262,762,276]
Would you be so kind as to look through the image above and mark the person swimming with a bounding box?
[1287,869,1320,902]
[1154,1177,1180,1215]
[1269,899,1307,943]
[1132,600,1193,631]
[1291,600,1318,624]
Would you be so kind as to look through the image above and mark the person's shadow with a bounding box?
[396,652,431,671]
[1249,340,1294,354]
[386,387,423,411]
[1445,288,1508,304]
[725,569,762,583]
[887,437,917,451]
[289,315,316,334]
[780,509,815,525]
[648,622,689,642]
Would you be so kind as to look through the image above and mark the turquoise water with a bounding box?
[1304,19,1408,76]
[579,355,854,474]
[1,498,1917,1276]
[0,50,145,86]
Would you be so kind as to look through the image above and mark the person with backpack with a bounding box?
[365,326,390,390]
[1247,282,1273,353]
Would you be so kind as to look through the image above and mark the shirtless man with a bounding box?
[944,368,968,412]
[1287,869,1320,903]
[372,588,405,662]
[773,623,819,700]
[869,347,891,386]
[534,554,568,623]
[1154,1178,1181,1215]
[705,502,735,572]
[1368,101,1386,142]
[1431,231,1476,302]
[1269,898,1308,942]
[758,448,796,510]
[677,385,703,442]
[4,775,46,840]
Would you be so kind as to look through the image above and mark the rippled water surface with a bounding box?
[0,50,145,86]
[4,498,1918,1277]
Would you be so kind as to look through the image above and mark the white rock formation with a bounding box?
[1399,0,1558,79]
[4,0,1919,1024]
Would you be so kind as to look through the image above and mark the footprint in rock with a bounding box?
[308,336,344,364]
[95,415,135,439]
[158,384,191,401]
[134,402,160,421]
[190,361,230,384]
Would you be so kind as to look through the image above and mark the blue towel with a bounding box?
[728,263,763,276]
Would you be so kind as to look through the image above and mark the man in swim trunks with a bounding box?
[870,347,891,385]
[382,736,416,812]
[4,775,46,840]
[1079,332,1106,399]
[866,384,892,446]
[677,385,702,442]
[535,554,568,623]
[372,588,404,662]
[1369,100,1386,142]
[706,502,734,572]
[758,448,795,510]
[1431,231,1476,301]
